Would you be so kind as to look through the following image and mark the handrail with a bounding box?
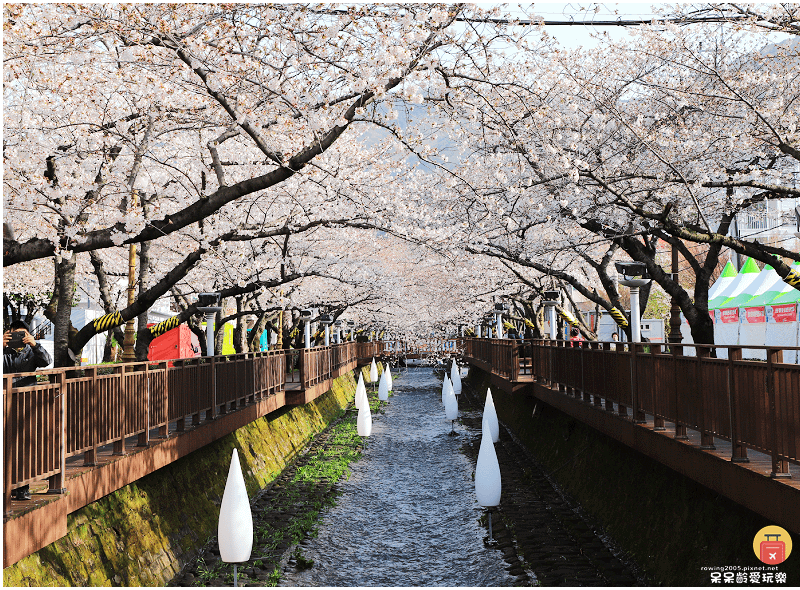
[3,342,367,512]
[464,338,800,476]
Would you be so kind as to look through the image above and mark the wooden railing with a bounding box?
[354,341,390,360]
[405,339,464,353]
[3,342,364,510]
[464,338,800,477]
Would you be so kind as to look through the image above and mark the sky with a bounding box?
[527,2,664,48]
[463,2,667,49]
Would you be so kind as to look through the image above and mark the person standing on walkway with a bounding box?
[3,320,52,500]
[569,327,585,347]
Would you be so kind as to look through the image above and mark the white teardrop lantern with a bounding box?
[355,373,366,410]
[357,396,372,436]
[475,417,501,507]
[369,357,378,383]
[218,448,253,563]
[378,368,389,401]
[444,386,458,421]
[484,388,499,443]
[385,362,393,392]
[451,359,462,395]
[441,375,452,404]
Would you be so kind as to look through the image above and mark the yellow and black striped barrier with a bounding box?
[608,307,630,328]
[558,308,581,327]
[92,311,124,332]
[149,315,181,338]
[784,268,800,288]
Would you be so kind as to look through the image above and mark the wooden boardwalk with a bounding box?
[3,342,392,566]
[464,338,800,535]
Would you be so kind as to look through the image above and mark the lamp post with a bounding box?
[493,303,507,339]
[615,262,651,343]
[196,292,222,357]
[334,320,343,344]
[300,309,314,349]
[615,262,651,425]
[542,290,560,340]
[347,320,355,341]
[320,315,333,346]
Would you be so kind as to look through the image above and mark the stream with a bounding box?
[278,367,517,587]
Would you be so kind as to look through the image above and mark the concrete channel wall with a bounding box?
[2,369,362,587]
[466,367,800,586]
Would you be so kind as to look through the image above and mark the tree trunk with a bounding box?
[134,240,152,360]
[234,297,248,353]
[190,324,207,356]
[687,307,715,346]
[53,252,78,367]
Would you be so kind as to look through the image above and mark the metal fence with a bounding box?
[465,338,800,477]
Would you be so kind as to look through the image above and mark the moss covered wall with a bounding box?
[468,369,799,586]
[3,367,371,587]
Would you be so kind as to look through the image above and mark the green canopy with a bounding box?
[710,257,760,309]
[707,261,738,301]
[725,265,780,308]
[747,261,800,307]
[769,284,800,305]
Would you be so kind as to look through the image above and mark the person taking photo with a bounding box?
[3,320,52,500]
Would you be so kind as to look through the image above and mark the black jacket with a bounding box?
[3,343,52,387]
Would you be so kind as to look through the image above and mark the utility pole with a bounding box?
[668,242,682,345]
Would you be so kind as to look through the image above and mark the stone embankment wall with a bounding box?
[467,369,799,586]
[3,369,365,587]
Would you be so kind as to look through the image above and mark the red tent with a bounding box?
[148,325,200,362]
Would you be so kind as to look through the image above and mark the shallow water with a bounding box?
[278,367,516,587]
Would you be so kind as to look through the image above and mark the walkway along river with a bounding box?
[173,367,642,586]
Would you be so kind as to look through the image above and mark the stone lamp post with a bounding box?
[542,290,560,340]
[196,292,222,357]
[615,262,651,343]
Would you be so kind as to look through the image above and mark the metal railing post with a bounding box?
[651,344,665,430]
[159,361,169,438]
[767,348,790,478]
[603,342,614,412]
[512,341,520,381]
[114,365,127,455]
[138,364,150,447]
[632,343,646,423]
[84,367,98,466]
[300,349,307,389]
[617,344,628,417]
[581,343,590,403]
[673,344,688,439]
[697,347,715,450]
[210,356,218,420]
[4,377,14,513]
[727,347,748,462]
[48,371,67,494]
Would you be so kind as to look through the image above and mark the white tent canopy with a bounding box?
[735,265,783,360]
[712,258,761,359]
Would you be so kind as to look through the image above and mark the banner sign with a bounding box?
[770,303,797,323]
[719,308,739,324]
[744,307,766,324]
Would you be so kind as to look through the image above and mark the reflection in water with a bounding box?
[279,367,515,587]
